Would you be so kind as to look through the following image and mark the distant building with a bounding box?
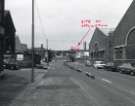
[15,36,27,53]
[75,50,89,59]
[113,0,135,63]
[27,46,46,60]
[89,28,114,62]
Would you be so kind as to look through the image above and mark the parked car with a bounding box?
[93,61,106,69]
[4,60,20,70]
[0,65,5,78]
[36,64,48,69]
[85,60,92,67]
[117,63,135,75]
[0,65,4,72]
[104,62,118,72]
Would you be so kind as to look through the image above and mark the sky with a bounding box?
[5,0,133,50]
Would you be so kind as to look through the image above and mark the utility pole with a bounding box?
[46,39,49,65]
[0,0,5,73]
[83,41,87,62]
[31,0,35,82]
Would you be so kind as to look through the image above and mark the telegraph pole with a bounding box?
[31,0,35,82]
[46,39,49,65]
[0,0,5,74]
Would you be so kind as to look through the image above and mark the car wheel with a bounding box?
[130,71,135,76]
[10,66,14,70]
[11,66,16,70]
[119,70,122,73]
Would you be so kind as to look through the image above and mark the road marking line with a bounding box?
[101,78,112,84]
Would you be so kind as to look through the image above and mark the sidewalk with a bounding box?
[0,68,47,106]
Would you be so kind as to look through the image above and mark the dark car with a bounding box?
[0,65,4,72]
[4,61,20,70]
[0,65,5,78]
[36,64,48,69]
[117,63,135,75]
[104,62,118,72]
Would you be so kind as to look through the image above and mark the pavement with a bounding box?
[1,59,135,106]
[0,68,47,106]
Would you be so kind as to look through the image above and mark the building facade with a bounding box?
[113,0,135,64]
[89,28,113,62]
[15,36,27,53]
[0,0,5,71]
[3,10,16,54]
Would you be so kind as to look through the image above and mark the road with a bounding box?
[10,59,135,106]
[51,59,135,106]
[66,61,135,106]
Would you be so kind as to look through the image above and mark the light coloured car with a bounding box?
[93,61,106,69]
[85,60,92,66]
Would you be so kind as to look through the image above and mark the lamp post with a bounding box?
[31,0,35,82]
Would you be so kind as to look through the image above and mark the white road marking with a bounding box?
[101,78,112,84]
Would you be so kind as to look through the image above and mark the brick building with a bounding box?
[89,28,114,62]
[15,36,27,53]
[113,0,135,64]
[0,0,5,71]
[3,10,16,54]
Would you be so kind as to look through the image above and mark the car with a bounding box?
[4,62,20,70]
[85,60,92,67]
[0,65,4,77]
[117,63,135,75]
[3,57,21,70]
[93,61,106,69]
[36,64,48,69]
[0,65,4,72]
[4,60,20,70]
[104,62,118,72]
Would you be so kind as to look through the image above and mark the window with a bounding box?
[115,48,123,59]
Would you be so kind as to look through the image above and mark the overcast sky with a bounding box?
[6,0,133,50]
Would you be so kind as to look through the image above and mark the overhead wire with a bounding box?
[35,1,47,39]
[35,2,92,49]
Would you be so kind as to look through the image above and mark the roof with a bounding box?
[113,0,135,46]
[98,28,114,36]
[4,10,16,32]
